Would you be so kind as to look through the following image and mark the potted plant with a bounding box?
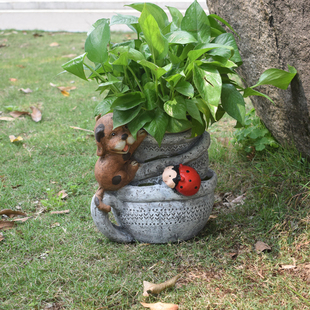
[62,0,296,145]
[62,0,296,243]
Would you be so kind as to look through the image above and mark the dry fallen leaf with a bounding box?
[50,210,70,214]
[140,302,178,310]
[49,42,60,47]
[9,111,30,118]
[33,33,43,37]
[143,275,181,297]
[56,86,76,97]
[0,209,27,218]
[61,90,70,97]
[279,264,297,270]
[9,78,18,82]
[19,88,33,94]
[228,251,238,259]
[30,106,42,122]
[57,190,68,200]
[0,117,15,122]
[230,193,246,207]
[57,86,76,92]
[0,220,15,230]
[255,241,271,253]
[16,64,26,68]
[12,217,31,222]
[208,215,217,219]
[9,135,23,143]
[51,222,60,228]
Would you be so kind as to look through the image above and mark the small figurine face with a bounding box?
[94,113,136,157]
[162,166,177,188]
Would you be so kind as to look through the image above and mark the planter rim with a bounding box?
[108,169,217,203]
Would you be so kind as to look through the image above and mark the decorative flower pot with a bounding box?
[91,132,217,243]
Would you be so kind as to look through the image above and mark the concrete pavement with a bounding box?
[0,0,209,32]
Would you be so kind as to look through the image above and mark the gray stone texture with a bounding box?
[206,0,310,158]
[91,132,217,243]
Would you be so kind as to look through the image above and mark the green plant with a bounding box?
[62,0,297,145]
[232,108,279,154]
[40,188,65,211]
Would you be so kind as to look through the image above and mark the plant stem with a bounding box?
[123,66,134,90]
[127,66,143,93]
[159,78,165,98]
[84,63,106,83]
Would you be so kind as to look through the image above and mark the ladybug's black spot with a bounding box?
[195,186,198,189]
[189,179,192,182]
[112,175,122,185]
[186,170,190,173]
[180,186,183,189]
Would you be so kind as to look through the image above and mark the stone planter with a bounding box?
[91,131,217,243]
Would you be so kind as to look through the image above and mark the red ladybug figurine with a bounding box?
[162,164,201,196]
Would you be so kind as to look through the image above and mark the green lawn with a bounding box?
[1,30,310,310]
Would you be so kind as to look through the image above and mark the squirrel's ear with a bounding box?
[95,114,101,122]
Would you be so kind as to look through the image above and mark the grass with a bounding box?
[1,30,310,310]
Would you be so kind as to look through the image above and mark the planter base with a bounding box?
[91,169,217,243]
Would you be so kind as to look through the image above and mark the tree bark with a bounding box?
[206,0,310,158]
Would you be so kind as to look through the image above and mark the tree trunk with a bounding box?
[206,0,310,158]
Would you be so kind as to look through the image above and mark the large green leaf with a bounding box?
[211,33,242,65]
[127,110,153,138]
[179,43,196,60]
[175,80,194,97]
[185,99,203,124]
[110,14,139,26]
[167,6,183,30]
[111,92,145,110]
[193,98,212,126]
[190,117,206,137]
[85,19,110,63]
[128,48,145,62]
[96,81,120,93]
[138,59,167,79]
[62,53,88,81]
[139,5,169,61]
[165,31,197,44]
[243,87,274,103]
[166,117,191,133]
[164,97,187,120]
[165,72,185,87]
[113,105,142,128]
[208,14,239,38]
[110,15,142,34]
[128,2,169,30]
[251,65,297,89]
[181,0,211,43]
[112,52,129,66]
[188,43,234,62]
[193,63,222,108]
[208,15,226,37]
[94,96,117,116]
[201,56,237,68]
[143,82,157,110]
[221,83,245,125]
[143,109,169,146]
